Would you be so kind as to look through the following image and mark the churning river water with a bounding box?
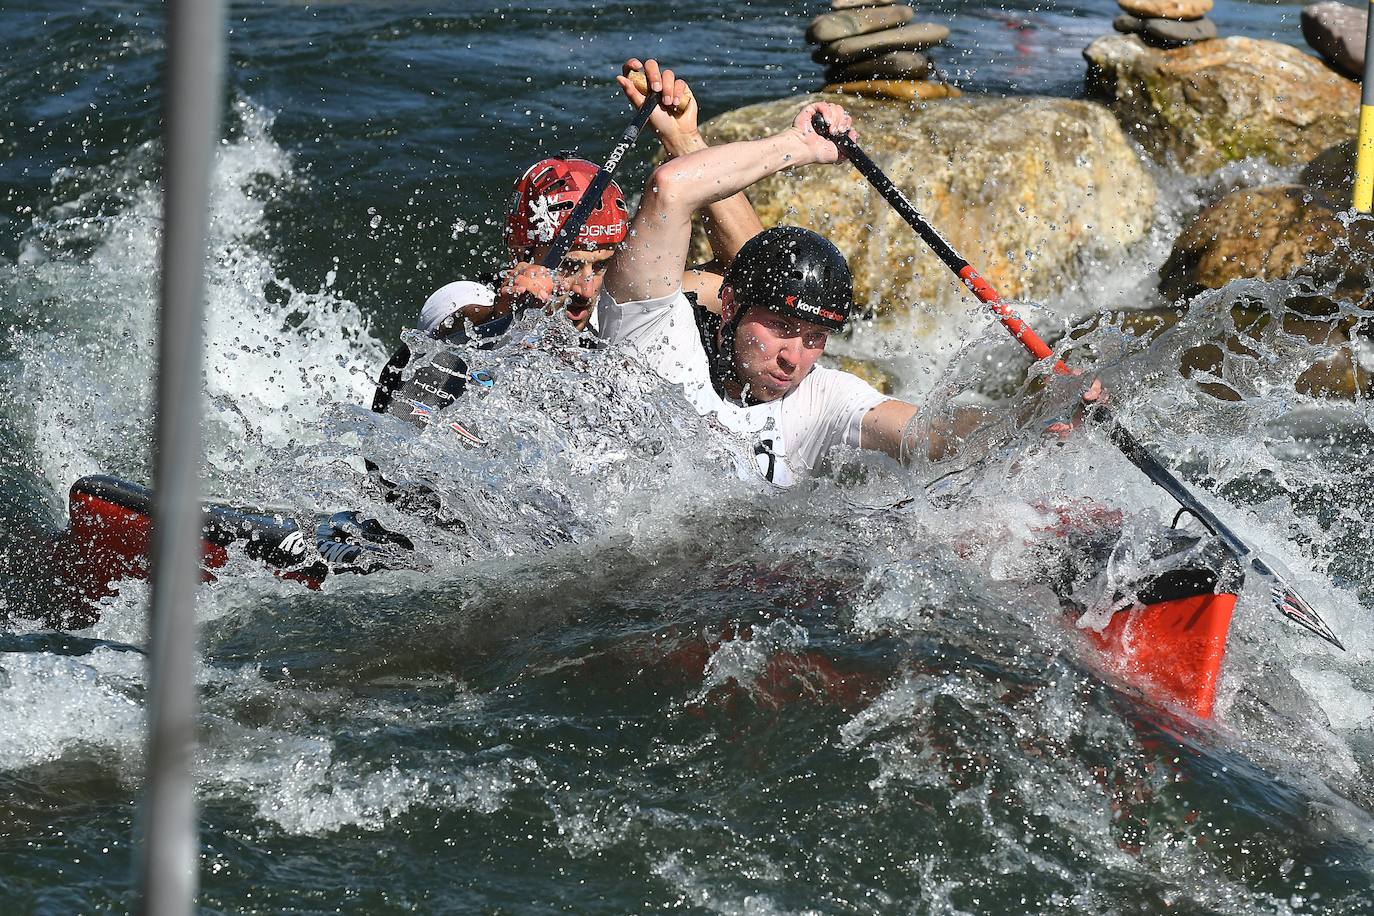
[4,0,1374,912]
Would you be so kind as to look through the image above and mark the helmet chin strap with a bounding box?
[708,286,749,403]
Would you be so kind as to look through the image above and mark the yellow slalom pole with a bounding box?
[1354,0,1374,211]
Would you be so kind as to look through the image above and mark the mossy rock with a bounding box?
[1084,35,1359,175]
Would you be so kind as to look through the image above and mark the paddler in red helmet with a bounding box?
[414,58,764,341]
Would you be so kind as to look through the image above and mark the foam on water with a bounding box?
[0,100,384,515]
[0,646,144,774]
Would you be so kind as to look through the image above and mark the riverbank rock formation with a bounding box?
[1158,184,1374,305]
[1083,34,1359,175]
[693,94,1156,321]
[1300,138,1357,204]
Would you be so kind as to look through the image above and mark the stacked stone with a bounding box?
[807,0,960,101]
[1112,0,1217,48]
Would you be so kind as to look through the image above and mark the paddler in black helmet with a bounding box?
[598,100,983,486]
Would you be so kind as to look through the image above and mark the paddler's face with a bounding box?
[529,246,615,331]
[729,303,829,403]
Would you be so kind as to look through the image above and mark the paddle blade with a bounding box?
[1263,567,1345,650]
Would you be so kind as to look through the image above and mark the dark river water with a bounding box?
[4,0,1374,912]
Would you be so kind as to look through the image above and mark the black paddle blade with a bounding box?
[1260,563,1345,650]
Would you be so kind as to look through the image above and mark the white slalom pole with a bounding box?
[137,0,225,912]
[1353,0,1374,211]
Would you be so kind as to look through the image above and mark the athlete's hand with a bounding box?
[617,58,702,158]
[793,102,854,164]
[497,261,558,314]
[1047,378,1107,440]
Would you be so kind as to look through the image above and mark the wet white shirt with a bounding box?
[597,288,889,486]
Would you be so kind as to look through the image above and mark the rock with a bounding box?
[812,23,951,64]
[1141,16,1217,46]
[1084,35,1360,175]
[826,50,932,82]
[1158,184,1374,306]
[693,94,1156,319]
[1118,0,1213,19]
[1114,14,1145,33]
[1300,138,1356,204]
[807,5,914,44]
[832,0,895,8]
[828,355,898,393]
[823,80,961,101]
[1301,1,1367,80]
[1072,304,1371,400]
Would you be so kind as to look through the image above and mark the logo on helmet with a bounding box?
[783,294,844,326]
[582,221,626,239]
[529,196,561,243]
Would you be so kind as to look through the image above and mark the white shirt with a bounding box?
[597,288,889,486]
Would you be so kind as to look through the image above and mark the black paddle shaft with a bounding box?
[539,89,661,270]
[811,113,968,273]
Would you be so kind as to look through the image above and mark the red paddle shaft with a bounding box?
[810,113,1066,372]
[811,113,1344,650]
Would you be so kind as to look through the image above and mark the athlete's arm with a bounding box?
[860,399,992,464]
[618,59,764,314]
[604,102,854,305]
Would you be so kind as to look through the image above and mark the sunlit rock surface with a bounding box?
[693,93,1155,322]
[1071,302,1371,400]
[1159,184,1373,304]
[1084,35,1359,175]
[1155,184,1374,399]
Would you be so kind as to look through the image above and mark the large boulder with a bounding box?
[693,93,1156,321]
[1083,34,1359,175]
[1158,184,1374,305]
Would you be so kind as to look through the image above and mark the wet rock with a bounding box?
[828,355,898,393]
[832,0,895,8]
[1084,35,1359,175]
[1158,184,1374,306]
[694,94,1155,319]
[812,23,951,65]
[807,5,914,45]
[1141,16,1217,46]
[1300,138,1356,204]
[1118,0,1213,19]
[823,80,961,101]
[1301,1,1367,80]
[826,50,932,82]
[1115,14,1146,34]
[1072,304,1372,400]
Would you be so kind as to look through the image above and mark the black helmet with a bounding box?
[722,226,853,332]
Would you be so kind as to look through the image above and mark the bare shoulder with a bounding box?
[681,264,724,313]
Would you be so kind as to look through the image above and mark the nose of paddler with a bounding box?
[777,336,802,373]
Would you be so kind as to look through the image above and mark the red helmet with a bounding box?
[504,157,629,252]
